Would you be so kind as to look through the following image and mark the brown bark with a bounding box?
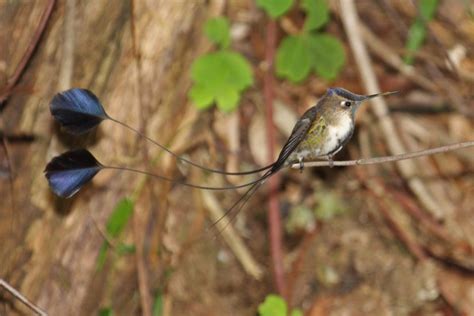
[0,1,205,314]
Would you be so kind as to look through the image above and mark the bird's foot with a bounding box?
[298,158,304,173]
[328,155,334,168]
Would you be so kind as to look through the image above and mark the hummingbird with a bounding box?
[44,88,396,220]
[212,87,398,220]
[283,87,398,169]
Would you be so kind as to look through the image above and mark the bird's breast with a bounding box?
[290,113,354,162]
[322,115,354,154]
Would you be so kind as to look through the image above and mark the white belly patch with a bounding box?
[293,114,354,161]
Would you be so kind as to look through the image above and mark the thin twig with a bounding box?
[0,279,48,316]
[0,0,56,105]
[90,214,118,249]
[291,141,474,168]
[263,18,287,299]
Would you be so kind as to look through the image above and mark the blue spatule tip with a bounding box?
[50,88,108,135]
[44,149,102,198]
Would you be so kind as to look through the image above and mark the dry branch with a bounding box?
[0,279,47,316]
[290,141,474,169]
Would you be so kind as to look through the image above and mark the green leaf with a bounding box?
[404,21,426,64]
[116,243,136,255]
[276,33,345,82]
[98,308,113,316]
[307,33,345,80]
[204,17,231,49]
[189,84,214,110]
[258,294,287,316]
[106,198,134,238]
[276,35,312,82]
[96,242,109,270]
[302,0,329,31]
[152,291,164,316]
[189,51,253,112]
[290,309,304,316]
[404,0,438,64]
[420,0,439,20]
[256,0,293,19]
[215,88,240,112]
[96,198,134,270]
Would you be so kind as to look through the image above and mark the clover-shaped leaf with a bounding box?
[302,0,329,31]
[190,51,253,112]
[307,33,345,80]
[256,0,293,19]
[258,294,303,316]
[276,33,345,82]
[204,17,230,48]
[276,35,312,82]
[258,294,287,316]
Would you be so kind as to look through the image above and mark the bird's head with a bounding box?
[323,87,397,118]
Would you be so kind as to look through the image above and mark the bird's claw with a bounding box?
[299,159,304,173]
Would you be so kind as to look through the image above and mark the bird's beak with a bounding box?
[352,91,398,114]
[364,91,399,100]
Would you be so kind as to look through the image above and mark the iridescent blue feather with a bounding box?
[44,149,102,198]
[50,88,108,135]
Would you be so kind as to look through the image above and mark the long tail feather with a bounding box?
[45,149,277,198]
[111,118,275,176]
[208,166,278,233]
[50,88,274,176]
[104,165,275,191]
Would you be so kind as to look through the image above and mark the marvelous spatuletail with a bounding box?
[44,88,396,216]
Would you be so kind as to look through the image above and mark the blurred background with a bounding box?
[0,0,473,315]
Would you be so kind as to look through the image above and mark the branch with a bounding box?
[0,279,47,316]
[290,141,474,169]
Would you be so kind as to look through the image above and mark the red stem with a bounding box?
[263,19,287,299]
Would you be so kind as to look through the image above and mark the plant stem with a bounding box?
[263,18,287,299]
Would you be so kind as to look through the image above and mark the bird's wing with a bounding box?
[271,115,313,170]
[209,107,318,231]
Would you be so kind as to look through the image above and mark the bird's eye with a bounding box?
[340,101,352,107]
